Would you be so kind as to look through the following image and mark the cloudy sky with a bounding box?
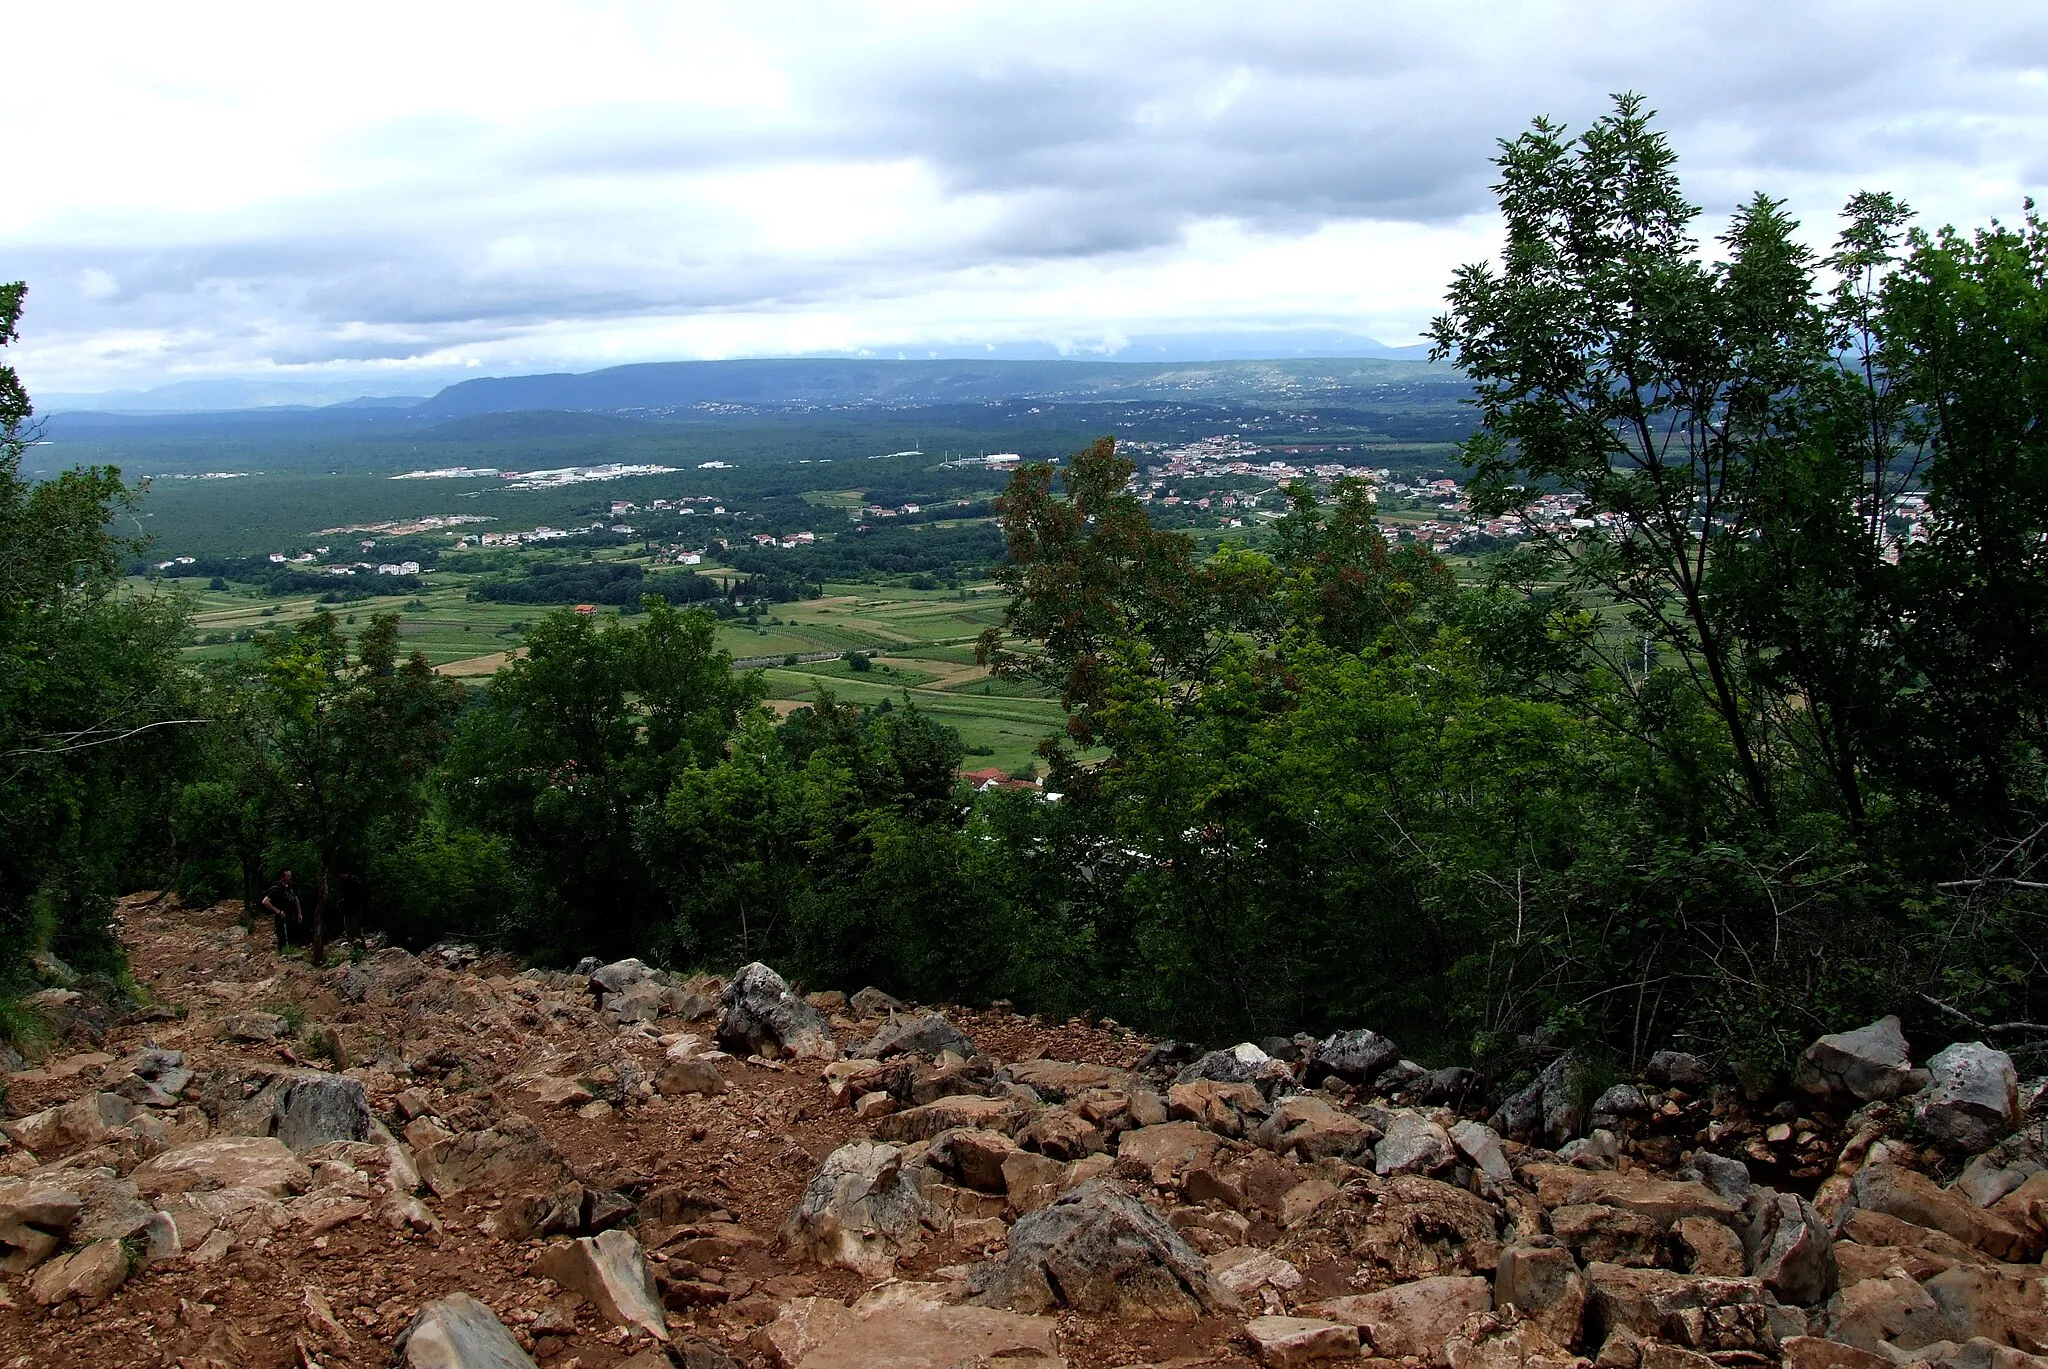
[6,1,2045,398]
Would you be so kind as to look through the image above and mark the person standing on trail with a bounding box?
[334,869,366,946]
[261,869,303,953]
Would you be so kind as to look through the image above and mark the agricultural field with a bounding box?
[139,557,1069,774]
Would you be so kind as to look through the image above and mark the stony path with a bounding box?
[0,893,2044,1369]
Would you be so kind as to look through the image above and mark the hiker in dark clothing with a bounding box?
[261,869,303,952]
[334,869,366,946]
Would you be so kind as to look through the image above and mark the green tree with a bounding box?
[445,598,762,960]
[1430,94,1829,826]
[0,282,193,992]
[232,610,462,963]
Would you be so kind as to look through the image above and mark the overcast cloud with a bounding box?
[6,1,2045,395]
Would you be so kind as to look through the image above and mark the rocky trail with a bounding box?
[2,895,2046,1369]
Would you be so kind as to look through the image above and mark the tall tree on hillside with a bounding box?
[444,598,763,960]
[1431,94,1831,826]
[232,610,461,964]
[0,282,192,991]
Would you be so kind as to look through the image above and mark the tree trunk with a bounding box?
[310,863,330,968]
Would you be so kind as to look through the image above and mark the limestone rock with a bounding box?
[1001,1059,1134,1099]
[875,1094,1025,1143]
[1778,1337,1892,1369]
[1312,1275,1493,1364]
[1376,1109,1456,1175]
[2,1091,130,1155]
[395,1292,539,1369]
[1168,1079,1267,1137]
[1849,1164,2027,1261]
[537,1228,668,1341]
[339,948,427,1006]
[1922,1265,2048,1351]
[971,1178,1237,1319]
[27,1238,129,1307]
[778,1282,1059,1369]
[1918,1042,2020,1153]
[656,1057,725,1097]
[1452,1119,1514,1187]
[927,1128,1018,1194]
[848,986,904,1017]
[1743,1191,1838,1306]
[1677,1153,1752,1207]
[1253,1094,1376,1162]
[782,1140,930,1278]
[1671,1216,1745,1277]
[276,1072,372,1151]
[221,1009,290,1042]
[1445,1309,1588,1369]
[1524,1164,1740,1229]
[1796,1016,1918,1105]
[1347,1176,1506,1283]
[132,1135,312,1197]
[1496,1243,1589,1348]
[0,1177,85,1260]
[1113,1121,1225,1188]
[1645,1052,1715,1089]
[1018,1105,1103,1160]
[1582,1264,1771,1355]
[1552,1204,1667,1268]
[1308,1028,1401,1085]
[1177,1042,1281,1088]
[1243,1315,1360,1367]
[718,962,836,1060]
[1494,1056,1584,1147]
[415,1113,564,1198]
[1211,1247,1305,1297]
[1825,1273,1953,1353]
[857,1012,974,1060]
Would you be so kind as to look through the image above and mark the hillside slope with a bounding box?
[1,895,2042,1369]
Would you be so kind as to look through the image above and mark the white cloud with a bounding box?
[4,0,2045,392]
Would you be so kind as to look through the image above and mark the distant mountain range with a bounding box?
[44,348,1454,420]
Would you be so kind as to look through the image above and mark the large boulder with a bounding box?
[2,1091,131,1155]
[1375,1110,1455,1176]
[1255,1095,1378,1162]
[0,1177,83,1274]
[781,1140,931,1278]
[27,1238,129,1307]
[856,1012,974,1060]
[1523,1164,1740,1229]
[1917,1042,2020,1153]
[1582,1264,1772,1355]
[1176,1042,1282,1089]
[536,1229,667,1341]
[1823,1273,1953,1353]
[1310,1276,1494,1365]
[415,1114,565,1198]
[1492,1056,1583,1147]
[1495,1244,1589,1348]
[1307,1028,1401,1086]
[718,962,836,1060]
[1243,1315,1360,1367]
[338,947,427,1006]
[1848,1164,2028,1261]
[1343,1176,1505,1284]
[1646,1051,1715,1089]
[1795,1016,1919,1105]
[970,1179,1238,1319]
[1742,1191,1838,1306]
[277,1072,373,1151]
[395,1292,538,1369]
[771,1282,1059,1369]
[132,1135,312,1197]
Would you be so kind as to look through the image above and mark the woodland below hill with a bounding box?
[1,894,2046,1369]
